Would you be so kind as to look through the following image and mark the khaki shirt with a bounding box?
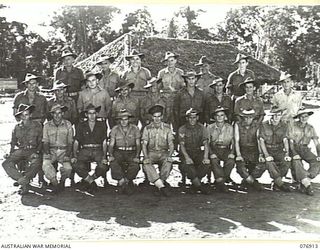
[54,66,85,93]
[111,95,140,123]
[99,69,120,98]
[157,67,185,92]
[237,121,259,148]
[178,123,208,151]
[287,121,318,145]
[110,124,140,148]
[234,94,265,118]
[123,67,151,92]
[48,96,78,124]
[196,71,216,95]
[142,122,174,151]
[205,93,233,123]
[42,119,73,147]
[207,122,233,147]
[226,69,255,97]
[78,86,111,119]
[259,120,288,146]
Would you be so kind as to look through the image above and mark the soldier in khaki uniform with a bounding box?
[2,104,42,195]
[72,104,108,193]
[42,104,73,193]
[207,107,235,192]
[287,108,320,196]
[109,109,141,195]
[178,108,211,194]
[142,105,175,197]
[48,80,78,125]
[194,56,216,95]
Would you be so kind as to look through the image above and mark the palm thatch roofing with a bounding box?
[138,36,281,84]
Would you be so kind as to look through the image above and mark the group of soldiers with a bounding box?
[2,48,320,197]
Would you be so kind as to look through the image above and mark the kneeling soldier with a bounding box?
[142,104,175,197]
[42,104,73,193]
[234,109,265,191]
[109,109,141,195]
[288,108,320,196]
[258,106,292,192]
[207,107,235,192]
[178,108,210,194]
[72,104,108,193]
[2,104,42,195]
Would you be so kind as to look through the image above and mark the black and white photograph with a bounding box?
[0,3,319,249]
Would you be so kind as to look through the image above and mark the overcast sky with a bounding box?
[0,4,236,39]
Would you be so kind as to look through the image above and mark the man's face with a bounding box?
[186,76,196,87]
[120,116,129,127]
[245,83,255,95]
[86,75,98,89]
[214,111,226,123]
[282,78,293,91]
[26,79,38,92]
[167,57,176,68]
[55,88,65,99]
[272,113,282,123]
[152,111,163,124]
[243,115,254,126]
[100,60,111,71]
[86,109,97,122]
[238,59,248,71]
[201,63,210,73]
[299,114,309,124]
[130,55,141,68]
[52,109,63,123]
[20,110,31,122]
[214,82,224,94]
[187,114,198,126]
[121,87,130,97]
[63,56,74,67]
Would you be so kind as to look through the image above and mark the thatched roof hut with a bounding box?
[139,37,281,84]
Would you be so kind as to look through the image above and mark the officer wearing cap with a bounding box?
[142,104,175,197]
[13,73,48,124]
[72,104,108,193]
[77,71,111,122]
[42,104,73,194]
[96,55,120,99]
[194,56,217,95]
[111,79,140,127]
[48,80,78,125]
[109,109,141,195]
[140,77,169,127]
[157,51,185,125]
[207,107,235,192]
[173,70,206,132]
[2,104,42,195]
[234,77,265,124]
[178,108,210,194]
[122,49,151,101]
[234,109,265,191]
[54,49,85,102]
[205,77,233,124]
[226,53,255,100]
[258,106,292,192]
[287,108,320,196]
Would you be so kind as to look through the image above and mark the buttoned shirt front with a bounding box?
[13,90,48,122]
[123,67,151,92]
[75,120,107,146]
[48,96,77,124]
[111,94,140,121]
[42,119,73,147]
[259,120,288,146]
[287,121,318,145]
[178,123,208,151]
[142,122,174,151]
[99,69,120,98]
[54,66,85,93]
[207,122,233,147]
[226,69,255,97]
[271,89,302,122]
[78,86,111,118]
[11,120,43,152]
[196,71,216,94]
[237,121,259,148]
[110,124,140,148]
[234,94,265,117]
[157,67,185,93]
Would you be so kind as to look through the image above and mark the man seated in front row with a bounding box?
[72,104,108,193]
[142,104,175,197]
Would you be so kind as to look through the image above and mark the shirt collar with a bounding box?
[164,67,177,74]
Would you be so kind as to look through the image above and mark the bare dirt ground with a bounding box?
[0,99,319,242]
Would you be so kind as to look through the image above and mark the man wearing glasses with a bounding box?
[142,105,175,197]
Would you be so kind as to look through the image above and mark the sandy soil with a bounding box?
[0,99,319,242]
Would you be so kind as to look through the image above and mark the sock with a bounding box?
[301,178,311,188]
[246,175,254,184]
[192,177,201,187]
[274,177,283,186]
[154,179,165,189]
